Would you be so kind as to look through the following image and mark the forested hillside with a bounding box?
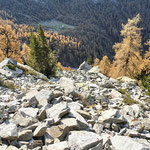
[1,0,150,67]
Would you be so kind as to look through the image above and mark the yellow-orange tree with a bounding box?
[0,24,21,61]
[99,56,111,76]
[109,14,142,78]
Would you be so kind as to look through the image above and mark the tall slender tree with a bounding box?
[27,25,57,76]
[109,14,143,78]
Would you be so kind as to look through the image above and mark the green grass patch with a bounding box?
[119,89,128,95]
[123,94,139,105]
[17,65,39,76]
[0,77,18,91]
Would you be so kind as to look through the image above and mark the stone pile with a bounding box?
[0,59,150,150]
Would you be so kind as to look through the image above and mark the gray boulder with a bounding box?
[60,77,77,96]
[78,61,92,71]
[0,122,18,140]
[46,141,69,150]
[46,102,70,122]
[111,135,150,150]
[68,131,103,150]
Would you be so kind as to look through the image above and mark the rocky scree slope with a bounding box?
[0,60,150,150]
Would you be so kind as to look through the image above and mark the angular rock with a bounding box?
[46,141,69,150]
[68,131,103,150]
[35,89,54,103]
[18,130,33,141]
[111,135,150,150]
[88,66,100,74]
[69,109,89,129]
[29,96,38,108]
[13,113,33,127]
[27,140,43,149]
[98,109,125,124]
[76,110,91,120]
[33,123,47,137]
[46,124,69,141]
[46,102,70,122]
[89,143,103,150]
[38,108,46,121]
[60,77,77,96]
[78,61,92,71]
[19,107,39,118]
[6,146,19,150]
[0,58,23,78]
[61,118,80,130]
[0,122,18,140]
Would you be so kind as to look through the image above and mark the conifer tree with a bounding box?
[27,24,57,76]
[99,56,111,76]
[140,40,150,74]
[0,24,20,59]
[109,14,142,78]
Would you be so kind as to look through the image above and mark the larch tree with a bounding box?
[93,58,100,66]
[140,40,150,74]
[109,14,143,78]
[99,56,111,76]
[0,24,20,61]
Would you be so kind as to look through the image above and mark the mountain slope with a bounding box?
[1,0,150,67]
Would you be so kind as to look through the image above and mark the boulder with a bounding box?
[33,123,47,137]
[46,141,69,150]
[18,130,33,141]
[61,118,80,130]
[19,107,39,118]
[98,109,124,124]
[111,135,150,150]
[88,66,101,74]
[69,109,89,129]
[0,122,18,140]
[13,113,33,127]
[6,146,19,150]
[46,102,70,122]
[23,89,54,107]
[46,124,69,141]
[59,77,77,96]
[0,58,23,78]
[68,131,103,150]
[78,61,92,71]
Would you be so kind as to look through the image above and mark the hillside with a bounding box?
[1,0,150,67]
[0,58,150,149]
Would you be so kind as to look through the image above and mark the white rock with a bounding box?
[46,141,69,150]
[60,77,77,95]
[0,122,18,140]
[46,102,70,122]
[68,131,103,150]
[111,135,150,150]
[33,123,47,137]
[78,61,92,71]
[88,66,100,74]
[19,107,39,118]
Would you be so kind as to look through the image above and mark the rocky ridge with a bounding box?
[0,59,150,150]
